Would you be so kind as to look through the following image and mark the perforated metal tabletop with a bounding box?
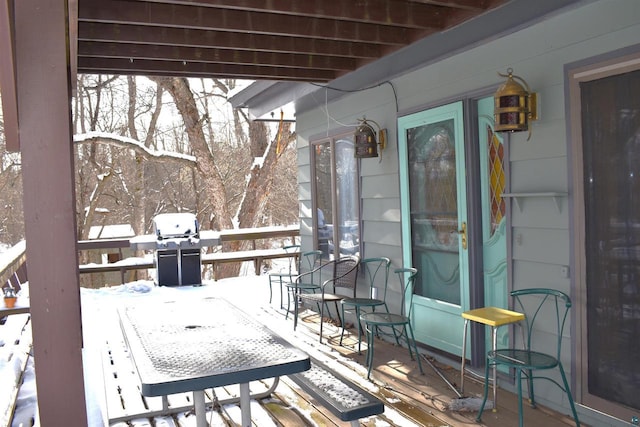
[118,297,310,426]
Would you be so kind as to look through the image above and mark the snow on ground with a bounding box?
[3,268,292,427]
[4,262,416,427]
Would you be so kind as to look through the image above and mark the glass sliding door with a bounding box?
[580,69,640,413]
[311,133,360,260]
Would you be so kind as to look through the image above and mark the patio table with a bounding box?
[118,297,310,427]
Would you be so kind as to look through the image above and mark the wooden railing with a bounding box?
[1,240,27,288]
[78,225,300,283]
[1,241,29,320]
[1,225,300,290]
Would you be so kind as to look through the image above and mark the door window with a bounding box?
[407,119,461,303]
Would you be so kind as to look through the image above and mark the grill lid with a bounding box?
[153,213,199,239]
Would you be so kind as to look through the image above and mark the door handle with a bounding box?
[453,222,467,250]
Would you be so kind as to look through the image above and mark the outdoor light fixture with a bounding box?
[354,118,386,160]
[494,68,538,141]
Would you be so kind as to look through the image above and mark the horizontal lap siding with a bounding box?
[294,2,640,423]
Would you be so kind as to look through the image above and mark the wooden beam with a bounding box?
[125,0,454,27]
[14,0,88,424]
[78,22,382,59]
[0,0,19,151]
[78,41,357,71]
[77,57,337,82]
[79,0,414,45]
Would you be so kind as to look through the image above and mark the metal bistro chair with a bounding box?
[339,257,391,353]
[293,255,360,343]
[284,250,323,317]
[267,244,300,308]
[476,288,580,427]
[360,267,424,380]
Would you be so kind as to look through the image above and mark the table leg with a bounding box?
[491,326,498,410]
[240,382,251,427]
[193,390,206,427]
[460,318,469,394]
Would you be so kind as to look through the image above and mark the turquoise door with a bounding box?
[398,98,508,357]
[398,101,469,355]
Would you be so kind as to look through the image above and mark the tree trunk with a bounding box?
[152,77,296,278]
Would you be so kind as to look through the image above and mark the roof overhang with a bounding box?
[230,0,584,120]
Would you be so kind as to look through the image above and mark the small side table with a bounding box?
[461,307,524,408]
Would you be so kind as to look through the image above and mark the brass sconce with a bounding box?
[494,68,538,140]
[354,118,387,160]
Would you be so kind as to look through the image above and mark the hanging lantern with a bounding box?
[354,118,386,159]
[494,68,538,140]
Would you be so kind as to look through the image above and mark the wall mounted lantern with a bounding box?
[494,68,538,140]
[354,118,386,159]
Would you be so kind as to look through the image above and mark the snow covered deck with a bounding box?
[3,274,582,427]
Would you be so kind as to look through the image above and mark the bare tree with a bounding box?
[1,75,299,281]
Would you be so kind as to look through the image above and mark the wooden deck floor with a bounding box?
[82,277,583,427]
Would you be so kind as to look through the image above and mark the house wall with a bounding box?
[295,1,640,425]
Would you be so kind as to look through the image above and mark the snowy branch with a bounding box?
[74,132,197,165]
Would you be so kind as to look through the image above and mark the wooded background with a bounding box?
[0,76,298,274]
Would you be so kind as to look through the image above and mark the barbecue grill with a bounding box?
[129,213,220,286]
[152,213,202,286]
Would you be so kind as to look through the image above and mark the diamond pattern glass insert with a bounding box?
[487,126,505,236]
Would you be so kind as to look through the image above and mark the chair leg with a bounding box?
[390,324,401,345]
[406,324,423,374]
[365,324,374,379]
[268,278,273,304]
[517,368,524,427]
[558,363,581,426]
[356,306,363,354]
[527,368,536,407]
[334,301,342,327]
[293,291,299,330]
[339,304,346,346]
[476,358,492,422]
[319,300,325,343]
[285,286,292,319]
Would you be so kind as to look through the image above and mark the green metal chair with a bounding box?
[293,255,360,343]
[267,244,300,308]
[339,257,391,353]
[360,267,424,379]
[284,250,323,317]
[476,288,580,427]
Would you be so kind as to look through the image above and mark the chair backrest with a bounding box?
[299,249,322,273]
[282,244,301,274]
[330,255,360,296]
[395,267,418,318]
[510,288,572,360]
[361,257,391,299]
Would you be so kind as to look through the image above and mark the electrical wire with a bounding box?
[310,80,399,114]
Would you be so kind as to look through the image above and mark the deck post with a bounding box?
[14,0,88,425]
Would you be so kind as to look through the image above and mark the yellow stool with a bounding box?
[461,307,524,408]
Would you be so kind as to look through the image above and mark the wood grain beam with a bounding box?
[78,41,357,71]
[78,57,336,82]
[77,23,382,58]
[79,0,420,45]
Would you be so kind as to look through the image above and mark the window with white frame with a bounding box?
[311,132,361,260]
